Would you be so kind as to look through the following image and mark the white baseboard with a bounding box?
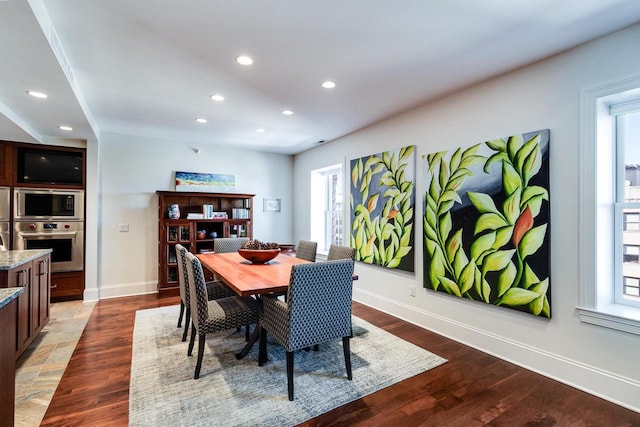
[96,281,158,300]
[353,288,640,413]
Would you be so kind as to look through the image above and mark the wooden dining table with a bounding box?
[196,251,310,360]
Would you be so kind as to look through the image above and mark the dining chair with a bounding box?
[175,244,235,342]
[327,244,356,261]
[295,240,317,262]
[258,259,355,400]
[185,251,259,379]
[213,237,249,253]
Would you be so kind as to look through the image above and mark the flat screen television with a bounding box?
[17,147,84,186]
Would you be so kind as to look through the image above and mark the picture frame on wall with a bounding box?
[263,198,281,213]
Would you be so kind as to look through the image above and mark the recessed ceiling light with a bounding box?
[58,125,73,131]
[210,94,225,102]
[282,109,293,116]
[256,128,265,133]
[322,81,336,89]
[27,90,47,99]
[236,55,253,66]
[195,118,207,123]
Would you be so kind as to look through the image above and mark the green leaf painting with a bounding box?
[350,145,416,271]
[422,130,551,318]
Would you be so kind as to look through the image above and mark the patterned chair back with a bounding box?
[327,244,356,261]
[214,237,249,253]
[285,259,354,350]
[185,252,210,331]
[295,240,317,262]
[175,244,189,304]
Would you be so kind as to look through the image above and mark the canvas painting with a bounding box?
[175,171,236,193]
[350,145,415,272]
[422,129,551,317]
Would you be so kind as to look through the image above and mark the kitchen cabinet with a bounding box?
[0,288,22,427]
[0,141,14,186]
[156,191,254,296]
[50,271,84,300]
[0,250,52,359]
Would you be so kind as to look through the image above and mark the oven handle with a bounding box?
[19,231,78,238]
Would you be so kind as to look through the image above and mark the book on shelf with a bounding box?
[202,204,214,219]
[212,211,228,219]
[187,213,204,219]
[232,208,249,219]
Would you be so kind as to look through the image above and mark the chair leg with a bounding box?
[342,337,352,380]
[286,351,294,401]
[258,325,267,366]
[187,323,196,356]
[194,333,206,379]
[313,344,319,351]
[177,301,184,328]
[182,307,191,342]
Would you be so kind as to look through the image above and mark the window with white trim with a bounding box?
[579,76,640,335]
[310,164,343,253]
[616,107,640,306]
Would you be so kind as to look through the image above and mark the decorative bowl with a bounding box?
[278,244,295,253]
[237,248,281,264]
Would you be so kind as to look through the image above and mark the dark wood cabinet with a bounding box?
[0,295,18,426]
[0,141,14,186]
[50,270,84,300]
[0,252,51,358]
[156,191,254,296]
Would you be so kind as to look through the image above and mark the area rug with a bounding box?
[129,305,446,426]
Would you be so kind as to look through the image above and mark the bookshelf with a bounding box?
[156,191,254,296]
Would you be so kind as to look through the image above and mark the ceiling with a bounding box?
[1,0,640,155]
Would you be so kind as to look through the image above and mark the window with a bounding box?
[616,109,640,307]
[310,164,343,253]
[579,76,640,335]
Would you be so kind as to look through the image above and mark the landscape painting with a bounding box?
[175,171,236,193]
[350,145,415,272]
[422,129,551,317]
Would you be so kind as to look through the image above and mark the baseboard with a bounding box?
[353,288,640,413]
[97,281,158,300]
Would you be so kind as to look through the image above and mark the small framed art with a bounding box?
[263,198,281,213]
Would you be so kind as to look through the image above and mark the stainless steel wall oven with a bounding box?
[13,221,84,272]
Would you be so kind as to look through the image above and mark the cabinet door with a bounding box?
[14,264,33,355]
[34,256,50,328]
[0,142,13,186]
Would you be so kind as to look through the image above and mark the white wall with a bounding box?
[97,132,293,298]
[293,24,640,411]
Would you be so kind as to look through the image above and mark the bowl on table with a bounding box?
[237,248,281,264]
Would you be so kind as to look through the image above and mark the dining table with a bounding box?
[196,251,310,360]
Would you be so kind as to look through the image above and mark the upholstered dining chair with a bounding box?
[258,259,355,400]
[185,251,259,379]
[175,244,235,342]
[213,237,249,253]
[327,244,356,261]
[295,240,317,262]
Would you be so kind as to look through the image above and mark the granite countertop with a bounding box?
[0,287,24,309]
[0,249,53,271]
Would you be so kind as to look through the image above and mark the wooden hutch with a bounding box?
[156,191,254,297]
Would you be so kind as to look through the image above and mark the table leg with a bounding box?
[235,295,263,360]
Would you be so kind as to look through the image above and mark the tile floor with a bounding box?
[14,300,95,427]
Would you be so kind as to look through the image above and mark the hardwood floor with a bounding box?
[40,295,639,426]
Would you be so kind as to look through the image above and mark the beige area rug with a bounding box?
[129,305,447,427]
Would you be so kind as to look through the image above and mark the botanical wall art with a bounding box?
[350,145,415,272]
[175,171,236,193]
[422,129,550,317]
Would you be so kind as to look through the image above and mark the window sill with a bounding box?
[577,304,640,336]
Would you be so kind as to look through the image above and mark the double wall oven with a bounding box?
[13,188,84,272]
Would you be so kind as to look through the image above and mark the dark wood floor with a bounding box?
[40,294,639,426]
